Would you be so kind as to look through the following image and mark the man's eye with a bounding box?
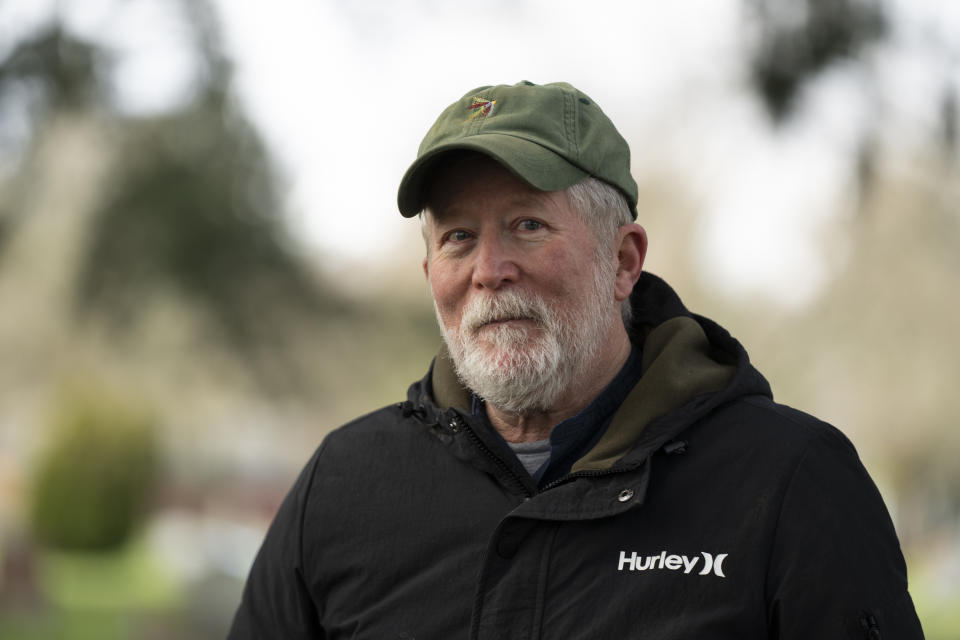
[519,219,544,231]
[445,230,472,243]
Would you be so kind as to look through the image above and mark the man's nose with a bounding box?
[471,235,520,290]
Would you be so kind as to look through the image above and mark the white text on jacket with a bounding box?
[617,551,727,577]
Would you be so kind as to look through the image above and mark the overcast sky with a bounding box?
[3,0,957,306]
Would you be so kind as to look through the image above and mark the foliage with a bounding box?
[0,2,347,389]
[746,0,887,121]
[30,387,158,551]
[0,24,104,254]
[73,88,337,357]
[0,23,103,116]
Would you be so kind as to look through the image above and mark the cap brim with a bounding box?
[397,134,590,217]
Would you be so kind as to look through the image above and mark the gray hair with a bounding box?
[420,176,635,326]
[565,177,635,327]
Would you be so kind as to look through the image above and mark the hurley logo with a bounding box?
[617,550,728,578]
[467,97,496,121]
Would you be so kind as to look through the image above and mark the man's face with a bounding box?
[422,155,622,414]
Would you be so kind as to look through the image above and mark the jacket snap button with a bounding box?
[618,489,634,502]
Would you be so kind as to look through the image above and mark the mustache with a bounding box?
[461,290,547,334]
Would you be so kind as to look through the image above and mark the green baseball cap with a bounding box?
[397,81,638,218]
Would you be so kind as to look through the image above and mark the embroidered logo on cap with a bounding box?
[467,97,496,121]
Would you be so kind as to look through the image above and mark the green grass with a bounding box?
[0,536,185,640]
[37,536,180,611]
[0,608,212,640]
[912,587,960,640]
[0,609,130,640]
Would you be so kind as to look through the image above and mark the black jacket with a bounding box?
[229,273,923,639]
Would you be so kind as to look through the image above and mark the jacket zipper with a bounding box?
[446,413,534,499]
[539,466,629,493]
[540,469,644,493]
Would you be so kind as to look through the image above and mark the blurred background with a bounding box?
[0,0,957,637]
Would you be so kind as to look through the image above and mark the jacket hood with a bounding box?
[412,272,772,473]
[575,272,771,472]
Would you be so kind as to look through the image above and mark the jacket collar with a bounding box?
[417,272,771,472]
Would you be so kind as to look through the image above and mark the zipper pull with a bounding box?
[446,414,463,433]
[398,401,438,427]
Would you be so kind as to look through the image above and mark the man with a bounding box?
[230,81,923,638]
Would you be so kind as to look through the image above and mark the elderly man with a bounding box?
[229,81,923,639]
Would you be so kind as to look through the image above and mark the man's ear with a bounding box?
[613,223,647,302]
[422,257,429,281]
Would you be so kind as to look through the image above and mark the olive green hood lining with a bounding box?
[571,316,735,473]
[431,344,472,412]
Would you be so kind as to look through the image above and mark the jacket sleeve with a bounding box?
[765,423,924,638]
[227,444,326,639]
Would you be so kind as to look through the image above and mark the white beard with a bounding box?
[435,257,618,414]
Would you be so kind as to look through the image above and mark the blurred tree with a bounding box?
[0,1,345,390]
[745,0,887,203]
[940,84,957,159]
[75,80,335,371]
[0,24,106,252]
[746,0,887,122]
[744,0,958,200]
[0,23,103,113]
[31,385,158,550]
